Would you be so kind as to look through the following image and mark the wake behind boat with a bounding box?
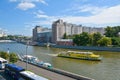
[58,51,102,61]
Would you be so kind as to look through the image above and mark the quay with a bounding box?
[16,61,94,80]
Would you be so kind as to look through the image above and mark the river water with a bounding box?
[0,42,120,80]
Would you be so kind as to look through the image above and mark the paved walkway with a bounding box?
[16,61,76,80]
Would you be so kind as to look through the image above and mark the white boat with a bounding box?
[22,55,39,64]
[22,55,52,68]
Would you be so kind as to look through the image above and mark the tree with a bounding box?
[92,32,102,46]
[97,37,112,46]
[0,51,9,59]
[73,32,90,46]
[104,26,114,37]
[73,34,80,46]
[9,53,18,63]
[105,26,120,37]
[63,33,68,39]
[79,32,90,46]
[111,37,120,47]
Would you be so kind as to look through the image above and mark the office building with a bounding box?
[33,26,52,43]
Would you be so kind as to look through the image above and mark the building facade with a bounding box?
[52,19,105,44]
[52,19,83,43]
[33,26,52,43]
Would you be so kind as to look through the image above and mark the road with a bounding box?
[16,61,76,80]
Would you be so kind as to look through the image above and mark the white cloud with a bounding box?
[32,5,120,27]
[9,0,17,2]
[78,5,107,14]
[17,2,35,10]
[35,0,48,5]
[9,0,48,5]
[65,4,108,15]
[33,10,48,18]
[10,0,48,10]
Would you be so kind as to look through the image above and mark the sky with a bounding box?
[0,0,120,36]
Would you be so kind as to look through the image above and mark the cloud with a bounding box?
[78,5,107,14]
[9,0,17,2]
[17,2,35,10]
[36,0,48,5]
[9,0,48,5]
[33,10,49,18]
[32,5,120,27]
[65,4,108,15]
[9,0,48,10]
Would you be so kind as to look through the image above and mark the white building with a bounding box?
[0,29,7,37]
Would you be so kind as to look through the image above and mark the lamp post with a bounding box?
[26,41,29,70]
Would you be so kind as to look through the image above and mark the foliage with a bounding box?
[63,33,68,39]
[97,37,112,46]
[9,53,18,63]
[73,32,90,46]
[92,32,102,46]
[111,37,120,47]
[105,26,120,37]
[0,51,9,59]
[73,34,80,46]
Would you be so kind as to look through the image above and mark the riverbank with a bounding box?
[0,40,16,43]
[37,43,120,52]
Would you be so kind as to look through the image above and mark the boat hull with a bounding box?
[58,55,102,61]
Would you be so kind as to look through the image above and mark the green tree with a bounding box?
[105,26,120,37]
[104,26,114,37]
[0,51,9,59]
[9,53,18,63]
[73,32,90,46]
[97,37,112,46]
[79,32,90,46]
[63,33,68,39]
[73,34,80,46]
[92,32,102,46]
[111,37,120,47]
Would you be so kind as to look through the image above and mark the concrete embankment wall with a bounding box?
[30,62,94,80]
[51,45,120,52]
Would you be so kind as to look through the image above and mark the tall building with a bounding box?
[52,19,105,44]
[52,19,83,43]
[52,19,65,43]
[33,26,52,43]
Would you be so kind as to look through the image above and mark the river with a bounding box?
[0,42,120,80]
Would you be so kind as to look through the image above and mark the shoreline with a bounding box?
[36,43,120,52]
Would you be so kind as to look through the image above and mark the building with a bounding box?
[0,29,7,37]
[37,31,52,43]
[52,19,83,43]
[33,26,52,43]
[52,19,105,44]
[82,27,105,35]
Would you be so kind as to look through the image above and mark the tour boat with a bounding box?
[58,51,102,61]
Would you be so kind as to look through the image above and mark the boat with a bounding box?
[22,55,39,64]
[22,55,52,68]
[58,51,102,61]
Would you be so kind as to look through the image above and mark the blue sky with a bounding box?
[0,0,120,36]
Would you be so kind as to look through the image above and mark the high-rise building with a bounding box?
[52,19,83,43]
[33,26,52,43]
[52,19,105,43]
